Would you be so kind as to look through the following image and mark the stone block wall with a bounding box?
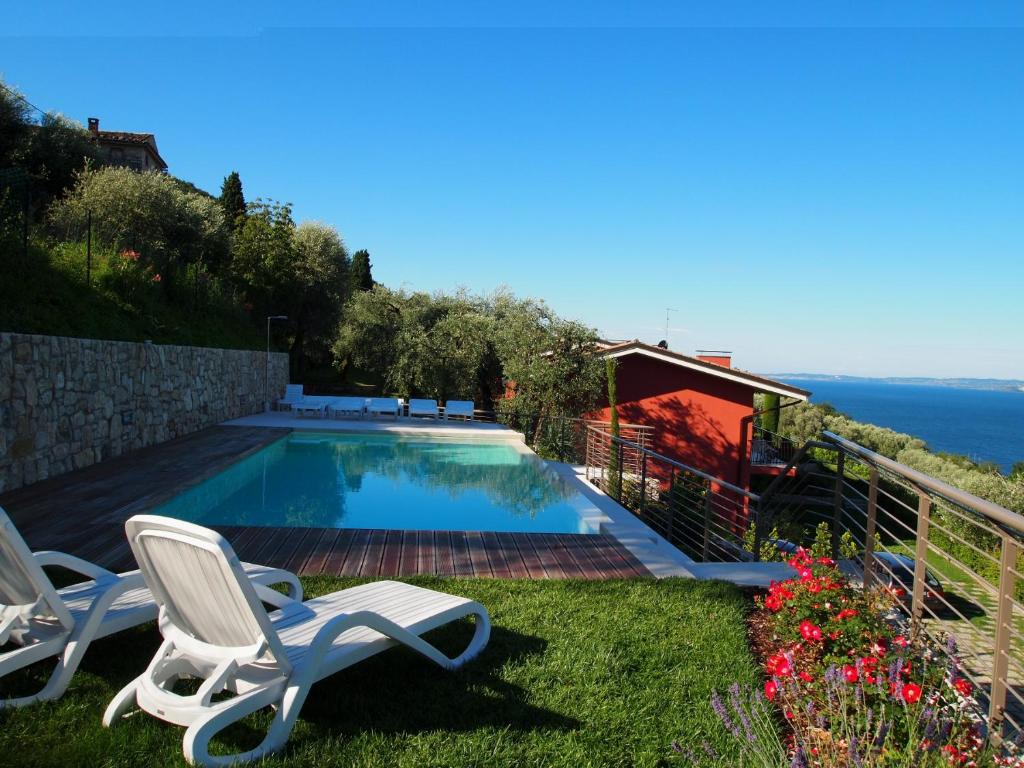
[0,333,289,493]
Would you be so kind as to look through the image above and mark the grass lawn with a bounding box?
[0,576,762,768]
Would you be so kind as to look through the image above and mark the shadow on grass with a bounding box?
[2,620,576,756]
[215,622,577,754]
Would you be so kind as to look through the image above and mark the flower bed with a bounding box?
[677,550,1024,767]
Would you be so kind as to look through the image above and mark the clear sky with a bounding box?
[4,3,1023,379]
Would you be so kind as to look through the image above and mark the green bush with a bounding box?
[48,166,229,281]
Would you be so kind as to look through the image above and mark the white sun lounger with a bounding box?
[407,398,439,419]
[325,396,366,419]
[444,400,476,421]
[366,397,401,419]
[0,507,301,709]
[276,384,304,411]
[291,397,328,418]
[104,515,490,767]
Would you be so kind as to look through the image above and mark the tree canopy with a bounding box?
[349,249,374,293]
[331,287,605,416]
[218,171,246,229]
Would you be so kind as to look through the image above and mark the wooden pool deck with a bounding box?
[0,426,650,580]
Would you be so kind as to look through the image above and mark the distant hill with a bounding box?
[763,374,1024,393]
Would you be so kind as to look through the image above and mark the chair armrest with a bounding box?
[34,550,117,582]
[252,582,303,611]
[244,565,303,601]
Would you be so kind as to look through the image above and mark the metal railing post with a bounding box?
[831,452,846,560]
[639,453,648,518]
[989,533,1019,743]
[911,490,932,636]
[617,442,625,503]
[863,468,879,590]
[701,490,713,562]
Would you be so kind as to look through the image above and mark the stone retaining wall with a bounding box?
[0,333,289,493]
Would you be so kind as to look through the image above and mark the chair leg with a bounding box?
[182,685,292,767]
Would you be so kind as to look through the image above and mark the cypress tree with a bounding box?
[218,171,246,229]
[350,249,374,292]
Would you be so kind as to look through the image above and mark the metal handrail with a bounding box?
[822,431,1024,534]
[589,425,759,500]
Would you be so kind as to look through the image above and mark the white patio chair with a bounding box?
[365,397,401,419]
[276,385,304,411]
[291,396,328,419]
[104,515,490,767]
[325,396,366,419]
[0,506,301,709]
[444,400,476,421]
[407,399,439,419]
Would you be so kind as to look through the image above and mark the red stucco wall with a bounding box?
[590,354,755,488]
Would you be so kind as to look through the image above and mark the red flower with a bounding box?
[152,273,162,283]
[764,680,778,700]
[767,653,792,677]
[871,638,889,657]
[798,671,814,683]
[893,635,909,648]
[836,608,858,620]
[953,678,973,697]
[842,664,858,683]
[764,594,783,612]
[798,620,823,642]
[817,557,835,566]
[903,683,923,703]
[120,248,140,261]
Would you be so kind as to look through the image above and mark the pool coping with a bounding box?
[224,411,525,441]
[543,462,699,579]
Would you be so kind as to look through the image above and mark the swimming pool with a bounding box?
[155,432,600,534]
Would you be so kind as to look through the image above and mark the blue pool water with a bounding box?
[155,432,597,534]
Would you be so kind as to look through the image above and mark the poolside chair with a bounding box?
[407,398,439,419]
[291,396,328,419]
[366,397,401,419]
[325,396,366,419]
[0,507,301,709]
[104,515,491,767]
[276,384,304,411]
[444,400,476,421]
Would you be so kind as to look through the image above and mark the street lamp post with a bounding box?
[265,315,288,412]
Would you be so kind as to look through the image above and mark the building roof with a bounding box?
[95,130,168,170]
[599,339,811,400]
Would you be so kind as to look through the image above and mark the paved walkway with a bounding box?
[0,426,649,580]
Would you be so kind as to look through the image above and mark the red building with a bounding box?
[590,340,810,491]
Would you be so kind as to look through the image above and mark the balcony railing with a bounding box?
[750,425,799,467]
[584,422,1024,745]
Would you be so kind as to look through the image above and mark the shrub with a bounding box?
[48,166,229,281]
[682,552,1024,767]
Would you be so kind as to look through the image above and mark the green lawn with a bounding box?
[0,577,760,768]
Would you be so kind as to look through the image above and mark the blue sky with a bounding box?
[4,3,1023,379]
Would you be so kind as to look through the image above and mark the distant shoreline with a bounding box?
[762,374,1024,394]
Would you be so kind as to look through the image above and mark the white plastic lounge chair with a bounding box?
[276,384,304,411]
[325,396,365,419]
[366,397,401,419]
[0,507,301,709]
[291,396,328,418]
[407,398,439,419]
[104,515,490,767]
[444,400,476,421]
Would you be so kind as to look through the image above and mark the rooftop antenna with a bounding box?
[664,308,678,346]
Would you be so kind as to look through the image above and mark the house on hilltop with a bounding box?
[87,117,168,172]
[590,340,810,491]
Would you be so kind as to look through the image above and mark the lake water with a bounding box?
[779,379,1024,474]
